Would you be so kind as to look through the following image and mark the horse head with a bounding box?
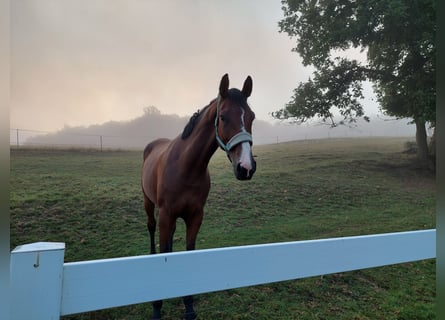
[215,74,256,180]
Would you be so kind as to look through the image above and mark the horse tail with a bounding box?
[143,138,170,161]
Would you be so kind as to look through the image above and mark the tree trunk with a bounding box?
[428,127,436,171]
[415,119,429,163]
[429,127,435,157]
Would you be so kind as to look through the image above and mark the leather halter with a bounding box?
[214,95,253,154]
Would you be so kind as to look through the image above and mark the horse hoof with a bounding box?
[184,311,197,320]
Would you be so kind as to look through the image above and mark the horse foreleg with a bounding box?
[182,211,203,320]
[185,210,203,251]
[151,300,162,320]
[158,210,176,254]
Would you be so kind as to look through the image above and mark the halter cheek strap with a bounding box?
[214,95,253,154]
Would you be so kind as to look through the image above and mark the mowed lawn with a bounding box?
[10,137,436,320]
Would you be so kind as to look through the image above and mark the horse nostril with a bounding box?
[236,163,243,174]
[236,162,252,180]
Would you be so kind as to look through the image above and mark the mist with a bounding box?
[22,107,416,150]
[11,1,306,132]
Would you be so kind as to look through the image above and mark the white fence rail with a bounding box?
[10,229,436,319]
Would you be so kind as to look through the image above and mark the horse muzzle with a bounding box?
[235,156,256,180]
[231,141,256,180]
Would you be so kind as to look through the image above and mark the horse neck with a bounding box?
[180,102,219,174]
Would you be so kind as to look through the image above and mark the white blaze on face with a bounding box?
[238,108,253,175]
[239,141,253,172]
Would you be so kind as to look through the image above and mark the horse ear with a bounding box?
[219,73,229,98]
[242,75,252,98]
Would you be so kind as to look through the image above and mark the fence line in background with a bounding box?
[10,229,436,319]
[9,128,309,149]
[10,128,151,150]
[10,128,412,150]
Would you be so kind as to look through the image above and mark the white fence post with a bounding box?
[10,242,65,320]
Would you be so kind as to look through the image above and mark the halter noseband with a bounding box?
[214,95,253,154]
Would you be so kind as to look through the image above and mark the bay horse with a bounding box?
[141,74,256,320]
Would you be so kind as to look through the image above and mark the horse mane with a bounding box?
[181,102,213,140]
[181,91,249,140]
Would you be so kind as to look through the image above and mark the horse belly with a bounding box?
[159,176,211,217]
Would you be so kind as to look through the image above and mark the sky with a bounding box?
[10,0,380,133]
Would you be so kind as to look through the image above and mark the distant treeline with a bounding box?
[11,107,418,150]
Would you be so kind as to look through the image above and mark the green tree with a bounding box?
[274,0,436,164]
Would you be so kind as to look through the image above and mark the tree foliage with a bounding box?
[274,0,436,131]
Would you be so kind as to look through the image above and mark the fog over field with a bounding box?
[11,0,386,141]
[22,106,417,149]
[12,0,420,150]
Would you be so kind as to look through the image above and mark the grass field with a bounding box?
[10,137,436,320]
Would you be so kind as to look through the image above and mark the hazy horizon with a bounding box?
[10,0,381,134]
[12,105,417,149]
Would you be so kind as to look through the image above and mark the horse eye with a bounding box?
[220,114,226,122]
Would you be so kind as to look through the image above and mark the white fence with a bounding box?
[10,229,436,319]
